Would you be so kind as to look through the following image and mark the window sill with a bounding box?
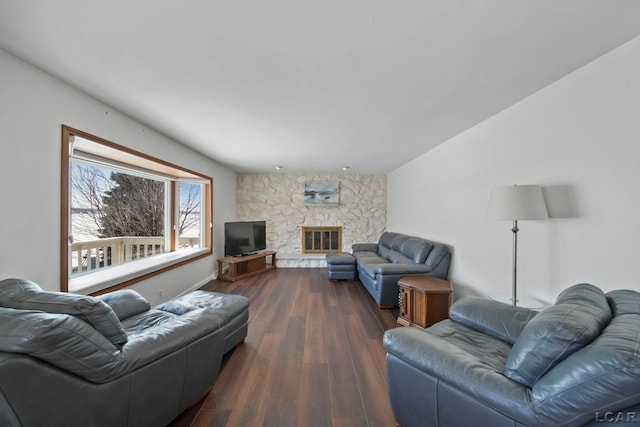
[69,248,210,294]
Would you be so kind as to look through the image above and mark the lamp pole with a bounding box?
[511,219,519,306]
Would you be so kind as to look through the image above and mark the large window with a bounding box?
[61,125,212,294]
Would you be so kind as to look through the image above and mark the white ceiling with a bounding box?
[2,1,640,174]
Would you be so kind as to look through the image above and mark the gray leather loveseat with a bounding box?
[352,232,451,307]
[383,283,640,427]
[0,278,248,427]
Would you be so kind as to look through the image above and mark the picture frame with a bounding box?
[304,181,339,206]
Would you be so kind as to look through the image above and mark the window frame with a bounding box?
[61,125,213,294]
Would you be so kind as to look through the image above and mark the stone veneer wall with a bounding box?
[237,173,386,267]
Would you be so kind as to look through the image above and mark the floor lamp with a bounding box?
[488,185,548,306]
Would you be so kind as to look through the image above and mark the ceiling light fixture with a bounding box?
[341,166,351,171]
[275,165,284,170]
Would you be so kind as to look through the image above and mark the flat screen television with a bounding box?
[224,220,267,257]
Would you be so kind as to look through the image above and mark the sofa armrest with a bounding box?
[383,327,533,421]
[0,307,120,381]
[0,307,224,384]
[449,297,538,344]
[352,243,378,252]
[374,263,434,275]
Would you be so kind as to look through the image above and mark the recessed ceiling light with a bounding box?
[275,165,284,170]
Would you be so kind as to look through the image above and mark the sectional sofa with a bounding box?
[0,278,248,427]
[384,283,640,426]
[352,231,451,307]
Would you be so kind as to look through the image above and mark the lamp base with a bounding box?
[488,294,544,310]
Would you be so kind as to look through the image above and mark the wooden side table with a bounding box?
[397,276,452,329]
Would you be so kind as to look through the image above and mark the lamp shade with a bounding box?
[488,185,548,220]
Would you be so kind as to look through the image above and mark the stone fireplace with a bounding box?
[237,173,386,268]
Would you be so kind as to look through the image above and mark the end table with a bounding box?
[397,276,452,329]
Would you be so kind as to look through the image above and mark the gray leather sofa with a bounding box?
[0,278,248,427]
[383,283,640,427]
[352,232,451,307]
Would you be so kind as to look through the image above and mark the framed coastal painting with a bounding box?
[304,181,339,206]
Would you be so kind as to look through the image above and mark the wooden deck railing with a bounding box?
[71,236,198,274]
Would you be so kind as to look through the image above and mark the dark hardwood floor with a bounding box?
[169,267,399,427]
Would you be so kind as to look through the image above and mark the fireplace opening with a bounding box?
[301,226,342,254]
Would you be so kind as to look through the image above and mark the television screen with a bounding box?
[224,221,267,257]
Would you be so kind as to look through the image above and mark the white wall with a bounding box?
[0,49,237,305]
[388,36,640,304]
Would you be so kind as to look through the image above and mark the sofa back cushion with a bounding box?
[377,232,399,250]
[449,296,539,345]
[0,307,119,381]
[399,238,433,264]
[531,289,640,424]
[97,289,151,321]
[424,244,449,271]
[377,232,401,261]
[0,278,128,348]
[504,283,612,387]
[376,232,437,265]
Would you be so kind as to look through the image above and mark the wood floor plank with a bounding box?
[169,268,398,427]
[341,313,395,427]
[303,292,327,365]
[223,332,284,426]
[325,307,369,425]
[297,362,332,427]
[261,325,302,425]
[189,409,230,427]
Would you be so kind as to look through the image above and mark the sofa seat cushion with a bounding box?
[352,251,384,262]
[504,283,612,387]
[328,264,356,272]
[360,260,388,280]
[326,252,356,266]
[156,290,248,328]
[357,254,389,266]
[120,309,180,335]
[384,321,513,391]
[425,320,513,371]
[0,278,127,348]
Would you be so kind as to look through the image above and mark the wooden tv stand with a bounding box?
[217,251,277,281]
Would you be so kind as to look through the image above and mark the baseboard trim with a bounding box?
[277,253,327,268]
